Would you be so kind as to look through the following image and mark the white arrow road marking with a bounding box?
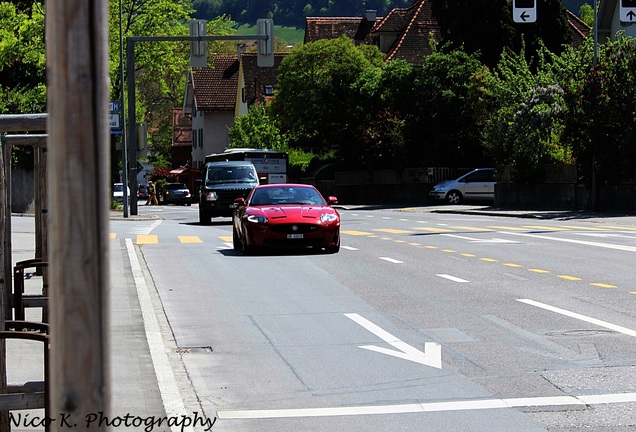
[517,299,636,338]
[437,274,469,283]
[344,313,442,369]
[342,245,358,251]
[379,257,404,264]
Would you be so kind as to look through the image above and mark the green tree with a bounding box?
[227,103,289,151]
[408,48,494,167]
[431,0,571,69]
[271,36,384,166]
[0,1,46,168]
[562,34,636,184]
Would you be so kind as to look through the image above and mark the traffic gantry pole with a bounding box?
[125,27,273,215]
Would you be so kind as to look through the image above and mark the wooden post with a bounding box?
[35,146,49,321]
[46,0,111,429]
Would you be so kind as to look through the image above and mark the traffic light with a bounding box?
[257,19,274,68]
[513,0,537,23]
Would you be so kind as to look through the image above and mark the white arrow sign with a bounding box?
[345,313,442,369]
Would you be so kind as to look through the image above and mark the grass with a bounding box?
[234,24,305,46]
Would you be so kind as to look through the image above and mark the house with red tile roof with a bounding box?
[305,0,590,67]
[182,53,286,168]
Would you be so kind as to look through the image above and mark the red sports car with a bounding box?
[232,184,340,254]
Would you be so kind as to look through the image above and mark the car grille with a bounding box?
[270,224,319,234]
[217,189,251,204]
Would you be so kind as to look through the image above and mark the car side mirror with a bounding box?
[234,197,245,206]
[328,196,338,205]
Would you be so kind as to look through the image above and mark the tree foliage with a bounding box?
[431,0,571,69]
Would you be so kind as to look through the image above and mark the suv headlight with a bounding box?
[320,213,338,223]
[205,191,218,201]
[247,214,268,224]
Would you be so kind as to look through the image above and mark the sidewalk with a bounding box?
[7,215,206,431]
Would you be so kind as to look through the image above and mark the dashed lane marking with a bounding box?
[379,257,404,264]
[218,235,233,243]
[437,274,469,283]
[412,227,453,233]
[136,234,158,244]
[557,275,582,281]
[179,236,203,244]
[341,230,373,236]
[374,228,414,234]
[518,299,636,338]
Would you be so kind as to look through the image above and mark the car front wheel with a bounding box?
[446,190,462,205]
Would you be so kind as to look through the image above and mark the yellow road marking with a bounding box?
[425,246,438,249]
[180,236,203,244]
[342,230,373,236]
[590,282,618,288]
[529,269,550,274]
[558,225,611,231]
[409,242,422,246]
[487,226,527,231]
[461,253,476,257]
[374,228,413,234]
[137,234,158,244]
[450,226,493,232]
[368,235,379,238]
[381,237,391,240]
[109,233,117,239]
[597,225,636,231]
[558,275,582,281]
[481,258,498,262]
[218,235,233,243]
[441,249,456,253]
[394,240,407,243]
[523,225,570,231]
[412,227,453,233]
[503,263,523,267]
[590,283,617,288]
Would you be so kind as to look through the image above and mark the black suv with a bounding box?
[197,161,259,224]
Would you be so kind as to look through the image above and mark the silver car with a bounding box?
[429,168,496,204]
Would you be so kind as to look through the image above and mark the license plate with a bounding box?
[229,204,237,208]
[287,234,304,239]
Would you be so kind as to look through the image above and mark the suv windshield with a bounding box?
[206,166,257,184]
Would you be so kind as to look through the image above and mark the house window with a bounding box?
[199,129,203,148]
[264,85,274,96]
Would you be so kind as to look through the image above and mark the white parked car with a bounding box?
[112,183,130,204]
[428,168,496,204]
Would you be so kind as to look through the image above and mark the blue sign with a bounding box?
[109,101,120,112]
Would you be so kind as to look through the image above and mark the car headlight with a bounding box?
[320,213,338,223]
[247,214,268,224]
[205,191,218,201]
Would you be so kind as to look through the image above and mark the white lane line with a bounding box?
[517,299,636,338]
[342,245,358,251]
[501,231,636,252]
[379,257,404,264]
[131,219,162,235]
[437,274,469,283]
[216,392,636,419]
[125,239,193,432]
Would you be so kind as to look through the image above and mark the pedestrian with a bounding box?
[147,181,158,205]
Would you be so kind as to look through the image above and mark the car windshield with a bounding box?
[206,166,257,184]
[166,183,187,190]
[113,184,124,192]
[249,187,326,206]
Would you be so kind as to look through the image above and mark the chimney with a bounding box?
[365,10,377,22]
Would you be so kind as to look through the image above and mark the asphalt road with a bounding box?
[111,204,636,431]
